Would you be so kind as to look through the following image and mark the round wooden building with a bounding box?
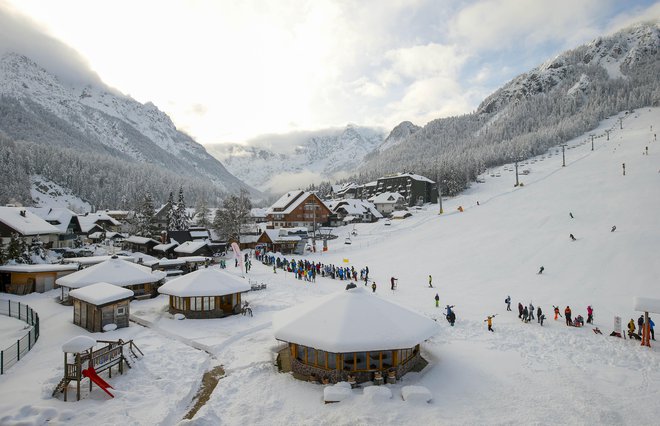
[158,267,251,319]
[273,286,438,384]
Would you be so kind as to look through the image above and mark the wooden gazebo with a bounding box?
[273,286,438,384]
[158,267,251,319]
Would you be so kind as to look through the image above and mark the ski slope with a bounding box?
[0,108,659,425]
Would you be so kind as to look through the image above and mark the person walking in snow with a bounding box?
[537,306,542,323]
[628,318,637,338]
[553,305,562,321]
[391,276,398,290]
[529,303,535,321]
[372,281,377,293]
[485,315,496,332]
[587,306,594,324]
[435,293,440,307]
[428,275,433,288]
[539,313,546,326]
[570,234,576,241]
[518,302,524,319]
[638,315,645,335]
[569,212,574,219]
[565,306,572,326]
[611,225,617,232]
[649,317,655,341]
[505,295,511,311]
[522,306,529,323]
[538,266,545,274]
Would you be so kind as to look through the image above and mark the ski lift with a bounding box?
[351,225,358,236]
[344,236,352,245]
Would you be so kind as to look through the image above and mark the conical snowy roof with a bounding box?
[56,257,166,289]
[273,287,439,353]
[158,268,251,297]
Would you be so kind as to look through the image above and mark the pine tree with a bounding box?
[7,233,22,262]
[136,192,157,237]
[166,191,176,231]
[175,186,189,231]
[196,197,210,228]
[0,240,6,265]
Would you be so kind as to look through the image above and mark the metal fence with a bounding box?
[0,299,40,375]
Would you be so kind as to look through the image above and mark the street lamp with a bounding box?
[304,202,318,250]
[590,134,594,151]
[605,129,611,141]
[514,159,520,187]
[561,144,567,167]
[438,182,443,214]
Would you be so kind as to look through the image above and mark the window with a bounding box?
[316,350,327,368]
[328,352,336,370]
[203,297,215,311]
[369,352,381,370]
[343,352,355,371]
[116,306,126,316]
[356,352,367,370]
[296,345,306,362]
[382,351,393,368]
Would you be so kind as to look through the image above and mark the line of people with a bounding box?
[627,315,656,340]
[505,296,593,328]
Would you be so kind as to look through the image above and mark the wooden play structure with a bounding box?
[53,337,143,401]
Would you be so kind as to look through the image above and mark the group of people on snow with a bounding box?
[627,315,656,341]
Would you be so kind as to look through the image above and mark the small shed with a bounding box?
[56,256,166,302]
[0,264,79,294]
[158,268,251,319]
[174,241,214,258]
[273,286,438,384]
[69,283,134,332]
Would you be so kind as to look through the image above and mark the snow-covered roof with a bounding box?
[174,241,209,254]
[27,207,76,233]
[62,255,135,266]
[379,173,435,184]
[0,264,79,273]
[154,242,179,252]
[62,336,96,353]
[634,297,660,314]
[88,231,123,240]
[69,282,134,305]
[369,192,404,204]
[0,206,61,235]
[240,235,259,244]
[250,208,267,218]
[189,230,209,239]
[56,257,166,288]
[77,212,121,233]
[273,287,438,352]
[125,235,159,245]
[266,191,328,215]
[158,268,251,297]
[260,229,301,243]
[158,256,210,266]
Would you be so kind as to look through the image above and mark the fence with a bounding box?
[0,299,40,375]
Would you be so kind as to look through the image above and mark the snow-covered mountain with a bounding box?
[376,121,421,152]
[359,21,660,194]
[207,124,386,192]
[0,52,254,195]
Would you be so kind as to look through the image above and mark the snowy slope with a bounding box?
[30,175,92,213]
[0,53,252,194]
[207,124,385,192]
[1,107,659,425]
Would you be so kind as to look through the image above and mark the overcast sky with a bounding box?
[2,0,659,145]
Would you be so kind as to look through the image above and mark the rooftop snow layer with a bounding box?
[0,206,61,235]
[56,257,165,288]
[69,282,134,305]
[158,268,251,297]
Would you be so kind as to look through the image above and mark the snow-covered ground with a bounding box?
[1,107,659,425]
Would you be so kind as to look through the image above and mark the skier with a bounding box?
[445,305,455,319]
[505,295,511,311]
[537,306,542,323]
[538,266,545,274]
[435,293,440,308]
[569,212,574,219]
[539,313,546,326]
[622,162,626,176]
[628,318,637,339]
[484,315,496,332]
[391,276,398,290]
[365,266,369,281]
[553,305,562,321]
[372,281,377,293]
[528,303,535,321]
[428,275,433,288]
[447,310,456,326]
[586,306,594,324]
[611,225,616,232]
[638,315,645,335]
[650,317,655,340]
[570,234,576,241]
[522,305,529,323]
[565,306,572,326]
[518,302,524,319]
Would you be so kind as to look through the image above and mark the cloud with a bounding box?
[0,1,102,86]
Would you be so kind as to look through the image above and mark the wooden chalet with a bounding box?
[69,283,133,332]
[265,190,332,230]
[0,206,62,248]
[158,267,251,319]
[0,264,79,294]
[256,229,303,254]
[122,235,160,255]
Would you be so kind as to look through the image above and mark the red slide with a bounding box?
[82,367,114,398]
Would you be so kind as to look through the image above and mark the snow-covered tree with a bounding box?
[136,192,157,237]
[213,189,252,241]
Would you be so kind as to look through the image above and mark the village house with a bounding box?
[27,207,81,248]
[174,241,214,258]
[273,286,438,384]
[122,235,160,255]
[77,212,122,234]
[327,199,383,224]
[0,263,79,294]
[256,229,305,255]
[158,267,251,319]
[368,192,406,215]
[0,206,62,248]
[266,190,332,230]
